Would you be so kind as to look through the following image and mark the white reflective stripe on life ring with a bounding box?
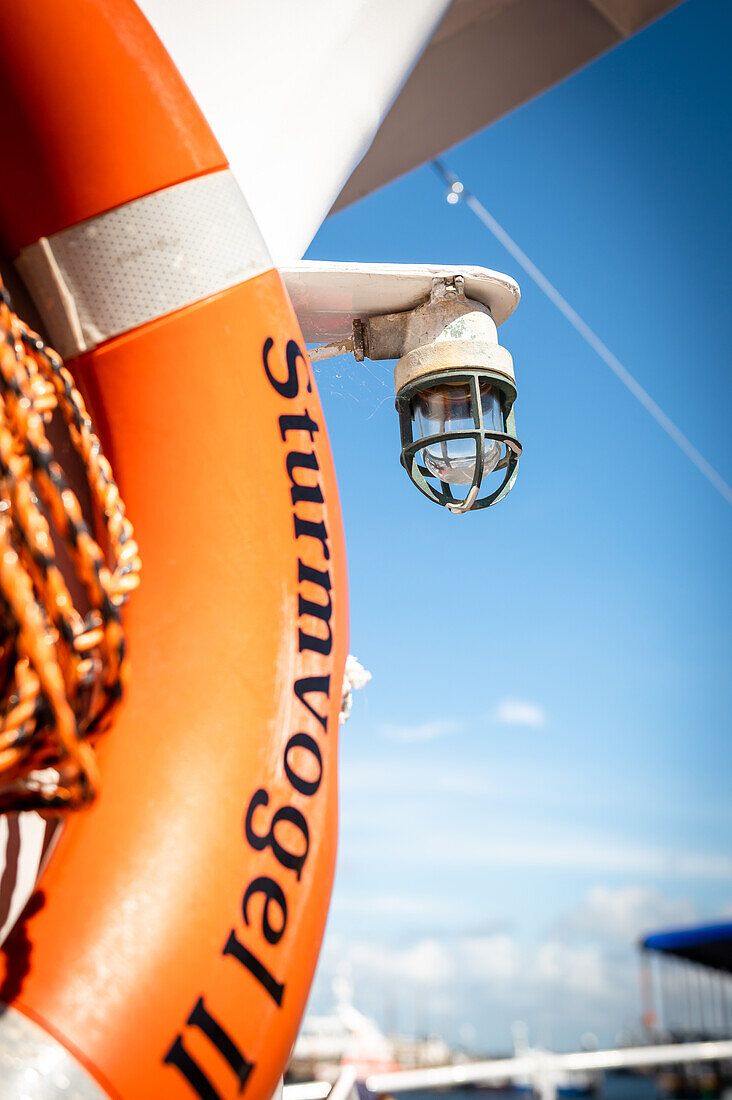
[16,169,272,359]
[0,1003,110,1097]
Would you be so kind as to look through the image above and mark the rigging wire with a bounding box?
[432,159,732,508]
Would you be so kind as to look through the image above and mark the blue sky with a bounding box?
[303,0,732,1052]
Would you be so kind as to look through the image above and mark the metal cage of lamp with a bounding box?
[396,367,521,514]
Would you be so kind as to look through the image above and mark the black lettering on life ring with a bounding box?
[263,338,312,398]
[293,675,331,732]
[243,876,288,945]
[284,733,323,797]
[244,788,310,880]
[286,451,324,507]
[164,995,253,1098]
[222,928,285,1007]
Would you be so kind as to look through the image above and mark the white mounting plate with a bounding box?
[279,260,520,343]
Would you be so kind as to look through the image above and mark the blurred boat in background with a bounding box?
[288,977,453,1084]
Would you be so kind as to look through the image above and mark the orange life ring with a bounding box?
[0,2,348,1098]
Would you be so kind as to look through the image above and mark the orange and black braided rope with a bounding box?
[0,276,140,812]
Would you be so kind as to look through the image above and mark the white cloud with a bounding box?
[557,885,697,944]
[331,892,451,920]
[341,814,732,881]
[378,719,459,743]
[397,939,453,984]
[534,940,610,999]
[340,759,493,796]
[309,929,632,1049]
[339,936,452,986]
[493,698,546,727]
[309,885,694,1049]
[311,887,713,1050]
[461,933,522,983]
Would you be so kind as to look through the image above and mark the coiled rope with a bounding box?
[0,277,140,812]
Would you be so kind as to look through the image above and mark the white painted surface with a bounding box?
[136,0,451,261]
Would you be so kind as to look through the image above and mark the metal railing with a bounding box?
[283,1038,732,1100]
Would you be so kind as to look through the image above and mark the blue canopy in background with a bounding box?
[643,924,732,974]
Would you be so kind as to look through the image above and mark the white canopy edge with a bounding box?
[135,1,680,260]
[136,0,451,262]
[333,0,683,213]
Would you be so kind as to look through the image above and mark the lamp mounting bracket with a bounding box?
[280,260,520,352]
